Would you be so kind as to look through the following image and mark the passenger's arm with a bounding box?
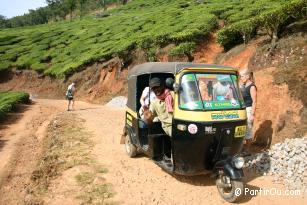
[140,94,146,107]
[140,87,148,108]
[143,107,154,123]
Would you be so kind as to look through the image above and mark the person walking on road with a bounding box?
[66,82,76,111]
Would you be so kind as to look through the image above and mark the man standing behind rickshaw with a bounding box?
[143,77,174,137]
[240,70,257,154]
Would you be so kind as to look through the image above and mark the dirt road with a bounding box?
[0,99,305,204]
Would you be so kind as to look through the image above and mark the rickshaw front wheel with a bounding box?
[216,177,244,203]
[125,134,137,157]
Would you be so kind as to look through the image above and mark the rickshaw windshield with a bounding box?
[179,73,244,110]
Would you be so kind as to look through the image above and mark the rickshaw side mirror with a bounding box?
[173,83,180,93]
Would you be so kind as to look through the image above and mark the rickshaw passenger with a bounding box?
[139,86,156,122]
[213,81,233,100]
[198,80,212,101]
[143,77,174,137]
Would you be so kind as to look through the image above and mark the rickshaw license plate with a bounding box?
[234,126,246,138]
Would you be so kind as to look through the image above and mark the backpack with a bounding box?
[66,89,73,100]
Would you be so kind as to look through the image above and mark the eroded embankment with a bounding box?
[0,56,128,104]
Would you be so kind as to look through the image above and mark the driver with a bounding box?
[213,81,233,100]
[143,77,174,136]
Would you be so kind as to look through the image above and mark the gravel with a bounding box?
[105,96,127,108]
[244,136,307,192]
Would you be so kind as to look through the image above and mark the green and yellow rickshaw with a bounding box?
[122,62,247,202]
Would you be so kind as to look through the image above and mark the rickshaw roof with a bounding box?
[128,62,236,79]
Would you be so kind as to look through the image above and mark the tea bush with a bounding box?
[217,0,307,49]
[0,91,30,118]
[0,0,304,78]
[169,42,196,57]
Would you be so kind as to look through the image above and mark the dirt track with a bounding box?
[0,99,305,204]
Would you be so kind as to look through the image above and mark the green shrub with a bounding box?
[0,91,30,119]
[0,61,11,71]
[257,0,307,39]
[32,62,48,73]
[217,18,258,50]
[0,0,305,78]
[217,0,307,49]
[146,47,157,61]
[169,42,196,60]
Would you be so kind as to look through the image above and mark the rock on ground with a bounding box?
[244,136,307,192]
[106,96,127,108]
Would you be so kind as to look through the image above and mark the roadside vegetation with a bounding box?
[0,0,306,78]
[28,113,115,204]
[217,0,307,50]
[0,0,120,28]
[0,91,29,119]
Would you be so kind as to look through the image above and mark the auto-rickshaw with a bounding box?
[122,62,247,202]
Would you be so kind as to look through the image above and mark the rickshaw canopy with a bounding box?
[127,62,236,79]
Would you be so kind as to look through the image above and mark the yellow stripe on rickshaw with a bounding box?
[126,107,138,120]
[175,109,247,122]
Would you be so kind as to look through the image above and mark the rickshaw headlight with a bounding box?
[233,157,244,169]
[177,124,187,131]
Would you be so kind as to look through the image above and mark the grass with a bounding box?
[75,171,115,204]
[75,171,96,186]
[29,113,114,204]
[0,0,300,78]
[76,182,114,205]
[0,91,29,119]
[30,113,95,192]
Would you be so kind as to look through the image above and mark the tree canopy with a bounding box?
[0,0,119,28]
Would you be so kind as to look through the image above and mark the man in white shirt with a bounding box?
[66,82,76,111]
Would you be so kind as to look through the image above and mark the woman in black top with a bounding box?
[240,70,257,152]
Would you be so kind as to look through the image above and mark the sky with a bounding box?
[0,0,47,18]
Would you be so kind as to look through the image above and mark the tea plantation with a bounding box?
[0,0,305,78]
[0,91,30,118]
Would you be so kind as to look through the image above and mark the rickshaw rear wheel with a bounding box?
[125,134,137,157]
[216,177,244,203]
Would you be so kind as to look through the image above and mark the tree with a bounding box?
[65,0,77,21]
[0,15,8,28]
[99,0,107,11]
[46,0,67,21]
[79,0,87,18]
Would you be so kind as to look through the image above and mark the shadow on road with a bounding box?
[78,107,101,111]
[0,103,32,131]
[173,173,215,186]
[239,183,260,203]
[173,173,258,203]
[253,120,273,150]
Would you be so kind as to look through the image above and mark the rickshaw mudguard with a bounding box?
[125,125,138,145]
[213,159,244,179]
